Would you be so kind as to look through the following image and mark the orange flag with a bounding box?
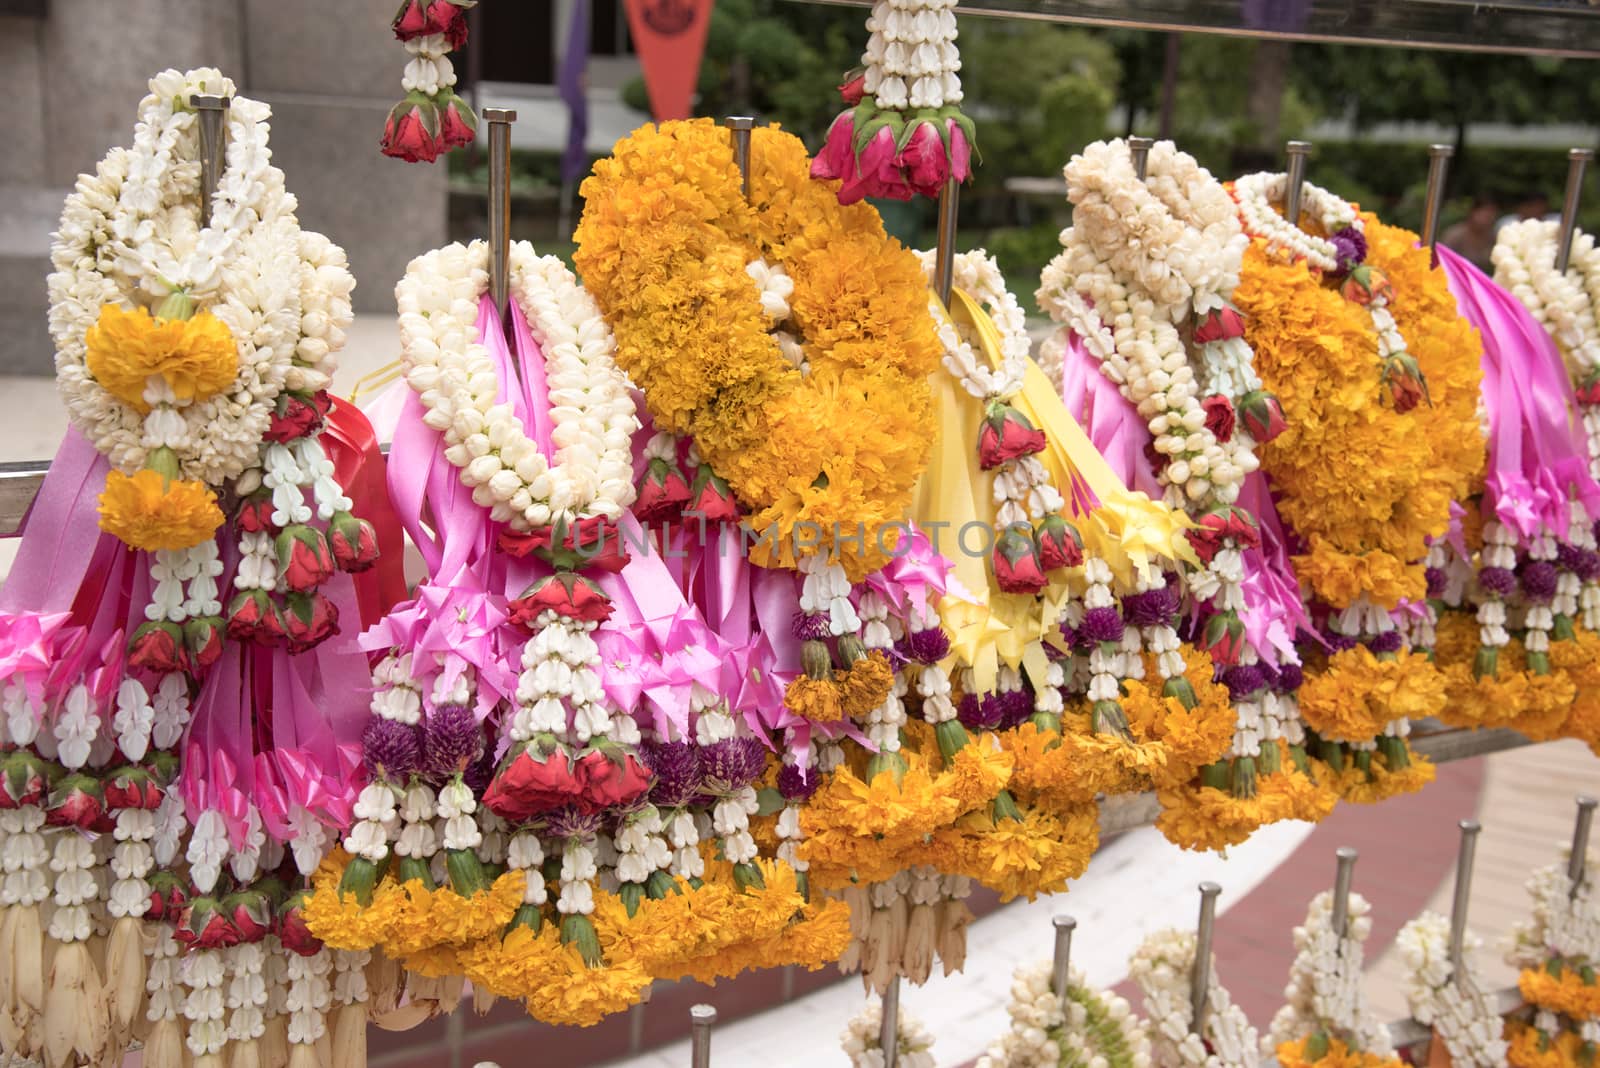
[623,0,714,121]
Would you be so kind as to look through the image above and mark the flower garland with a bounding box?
[1504,849,1600,1068]
[1270,890,1401,1067]
[1393,911,1509,1068]
[811,0,974,204]
[382,0,477,163]
[842,997,940,1068]
[976,958,1154,1068]
[395,240,639,529]
[1129,927,1261,1068]
[574,118,942,579]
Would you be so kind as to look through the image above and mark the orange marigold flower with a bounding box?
[85,303,238,412]
[98,469,223,552]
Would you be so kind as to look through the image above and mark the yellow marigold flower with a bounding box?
[1519,965,1600,1020]
[98,469,224,552]
[1325,743,1436,804]
[301,852,406,951]
[839,652,895,719]
[85,303,238,412]
[1506,1020,1585,1068]
[1155,745,1335,852]
[783,676,844,723]
[1276,1034,1408,1068]
[1299,647,1445,743]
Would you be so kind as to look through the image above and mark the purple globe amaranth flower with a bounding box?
[1367,630,1403,655]
[1478,566,1517,597]
[895,626,950,666]
[1324,632,1358,654]
[700,736,767,790]
[1079,606,1125,645]
[1122,587,1178,629]
[1277,663,1304,691]
[642,741,703,808]
[1330,226,1367,273]
[1058,622,1079,650]
[1256,660,1281,688]
[791,612,832,642]
[363,718,420,782]
[998,688,1034,729]
[777,763,818,802]
[423,703,482,778]
[463,745,496,796]
[1519,561,1560,602]
[1553,543,1600,581]
[1222,664,1267,701]
[957,692,1004,732]
[1425,566,1448,599]
[545,805,602,839]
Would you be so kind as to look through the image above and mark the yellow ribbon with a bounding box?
[347,359,405,406]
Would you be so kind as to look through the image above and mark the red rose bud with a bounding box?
[0,751,52,809]
[635,457,692,523]
[1579,374,1600,406]
[1339,264,1395,307]
[1238,390,1287,443]
[1035,514,1084,571]
[1201,394,1236,444]
[437,92,478,153]
[483,743,584,823]
[147,872,189,922]
[226,589,284,645]
[103,765,162,811]
[1380,354,1431,414]
[277,890,323,957]
[993,525,1048,595]
[381,93,442,163]
[978,402,1048,470]
[575,749,653,813]
[277,525,335,593]
[147,750,180,788]
[510,573,613,628]
[839,72,867,105]
[686,465,740,524]
[281,591,339,652]
[1192,306,1246,344]
[183,616,226,672]
[1203,610,1247,666]
[499,515,629,573]
[175,895,240,951]
[263,392,325,444]
[235,492,276,534]
[392,0,474,47]
[223,888,273,944]
[47,773,106,831]
[328,511,381,574]
[127,621,189,675]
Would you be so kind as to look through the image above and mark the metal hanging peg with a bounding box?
[1569,795,1597,897]
[934,180,960,307]
[1447,820,1481,990]
[690,1004,716,1068]
[190,95,231,225]
[1051,914,1077,1007]
[1330,847,1358,937]
[1283,141,1313,230]
[726,116,754,201]
[1420,144,1454,256]
[879,978,902,1068]
[1191,882,1221,1033]
[1128,136,1155,180]
[484,108,517,327]
[1555,148,1594,274]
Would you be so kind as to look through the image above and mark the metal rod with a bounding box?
[690,1004,716,1068]
[1128,136,1155,180]
[484,108,517,324]
[726,116,755,200]
[934,179,960,307]
[879,979,901,1068]
[1283,141,1313,229]
[1447,820,1481,987]
[1556,148,1594,274]
[1051,915,1077,1004]
[1421,144,1454,251]
[1331,847,1358,937]
[190,95,230,226]
[1191,882,1221,1034]
[1570,795,1597,897]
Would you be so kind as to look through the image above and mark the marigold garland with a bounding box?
[1319,741,1436,804]
[1156,743,1336,853]
[1297,647,1447,742]
[573,119,941,577]
[96,467,226,552]
[1232,217,1484,610]
[1276,1035,1407,1068]
[1520,965,1600,1021]
[1506,1019,1590,1068]
[84,303,239,412]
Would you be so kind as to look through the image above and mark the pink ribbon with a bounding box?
[1057,330,1165,501]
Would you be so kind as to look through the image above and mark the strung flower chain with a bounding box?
[1476,520,1518,677]
[1129,927,1260,1068]
[1393,912,1508,1068]
[842,997,939,1068]
[396,240,639,529]
[383,3,478,164]
[977,958,1154,1068]
[1268,890,1394,1058]
[859,0,962,111]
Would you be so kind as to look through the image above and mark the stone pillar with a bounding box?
[244,0,449,312]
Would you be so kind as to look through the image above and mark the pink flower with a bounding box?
[381,94,441,163]
[147,872,188,922]
[103,766,163,811]
[948,120,972,184]
[901,121,950,199]
[175,895,239,951]
[842,123,904,205]
[224,889,273,944]
[437,92,478,153]
[47,773,107,832]
[839,73,866,105]
[635,458,692,523]
[391,0,473,48]
[0,751,50,809]
[1201,394,1236,444]
[1193,307,1246,345]
[276,525,335,593]
[809,113,856,183]
[277,891,323,956]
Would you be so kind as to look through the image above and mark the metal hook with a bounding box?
[1556,149,1594,275]
[1330,847,1358,938]
[484,108,518,331]
[1569,795,1597,897]
[1283,141,1313,230]
[690,1004,716,1068]
[934,180,960,307]
[1191,882,1221,1034]
[879,978,901,1068]
[1051,915,1077,1007]
[1447,820,1481,990]
[726,116,754,201]
[1420,144,1454,254]
[189,95,231,226]
[1128,136,1155,181]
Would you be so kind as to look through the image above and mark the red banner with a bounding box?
[624,0,714,122]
